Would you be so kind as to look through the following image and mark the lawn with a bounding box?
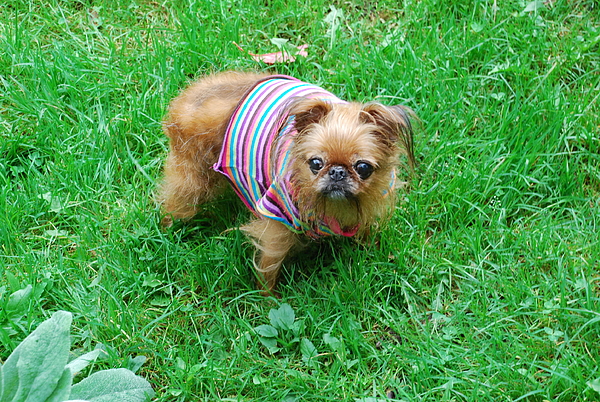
[1,0,599,400]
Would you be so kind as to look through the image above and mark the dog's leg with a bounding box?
[241,218,298,294]
[158,76,261,226]
[158,151,225,226]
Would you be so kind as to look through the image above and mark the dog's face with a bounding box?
[287,99,414,232]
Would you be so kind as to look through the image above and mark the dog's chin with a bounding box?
[320,185,357,201]
[321,189,354,201]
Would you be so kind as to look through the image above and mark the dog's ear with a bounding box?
[289,98,333,135]
[361,103,416,168]
[360,103,413,142]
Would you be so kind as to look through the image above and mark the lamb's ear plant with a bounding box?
[0,311,154,402]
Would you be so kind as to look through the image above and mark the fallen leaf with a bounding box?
[233,42,308,64]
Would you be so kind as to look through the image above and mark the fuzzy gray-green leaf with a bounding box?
[1,346,19,401]
[1,310,72,402]
[0,364,4,400]
[46,367,73,402]
[69,368,154,401]
[1,311,71,402]
[66,349,103,377]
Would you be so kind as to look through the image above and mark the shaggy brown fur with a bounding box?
[158,71,415,294]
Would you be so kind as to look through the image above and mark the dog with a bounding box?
[158,71,415,294]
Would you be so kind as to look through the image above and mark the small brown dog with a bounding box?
[158,71,415,293]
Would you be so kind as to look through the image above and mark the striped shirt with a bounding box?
[213,75,349,238]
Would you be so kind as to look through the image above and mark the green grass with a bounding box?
[1,0,599,400]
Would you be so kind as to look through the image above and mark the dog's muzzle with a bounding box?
[321,166,355,200]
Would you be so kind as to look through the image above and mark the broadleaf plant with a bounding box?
[0,311,154,402]
[254,304,318,365]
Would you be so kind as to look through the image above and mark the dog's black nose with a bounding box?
[328,166,347,182]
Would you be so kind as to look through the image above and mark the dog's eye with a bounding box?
[354,161,374,180]
[308,158,324,174]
